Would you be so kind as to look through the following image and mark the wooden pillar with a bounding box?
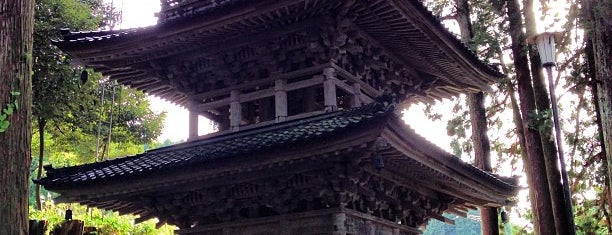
[188,109,199,139]
[332,213,346,235]
[230,90,241,131]
[365,221,375,235]
[275,79,287,122]
[352,83,362,107]
[279,220,290,235]
[323,68,337,111]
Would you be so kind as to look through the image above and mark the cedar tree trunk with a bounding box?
[454,0,499,233]
[0,0,34,234]
[506,0,556,234]
[523,0,574,233]
[583,0,612,215]
[497,46,539,234]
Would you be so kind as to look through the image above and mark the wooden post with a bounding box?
[365,221,375,235]
[279,220,290,235]
[332,213,346,235]
[275,79,287,122]
[323,68,337,111]
[352,83,362,107]
[188,109,199,140]
[230,90,241,131]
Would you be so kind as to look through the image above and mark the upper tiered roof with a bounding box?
[55,0,502,108]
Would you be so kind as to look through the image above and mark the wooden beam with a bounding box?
[135,212,156,224]
[332,77,356,95]
[285,75,324,91]
[331,63,382,98]
[239,88,274,104]
[431,214,455,225]
[197,75,327,110]
[198,97,231,110]
[360,95,374,104]
[446,208,468,217]
[193,64,330,101]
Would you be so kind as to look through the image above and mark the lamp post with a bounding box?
[529,32,576,233]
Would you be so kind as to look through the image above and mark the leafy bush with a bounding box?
[30,199,175,235]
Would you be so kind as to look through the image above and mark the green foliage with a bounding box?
[30,201,175,234]
[33,0,104,127]
[421,0,612,233]
[527,109,553,133]
[0,91,21,133]
[574,196,610,235]
[422,210,532,235]
[29,0,167,232]
[29,128,175,234]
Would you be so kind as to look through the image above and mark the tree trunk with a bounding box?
[0,0,34,234]
[583,0,612,217]
[35,118,46,210]
[497,45,540,234]
[586,34,612,217]
[505,1,556,234]
[467,93,499,234]
[454,0,499,233]
[522,1,574,233]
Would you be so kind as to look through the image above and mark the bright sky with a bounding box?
[115,0,213,142]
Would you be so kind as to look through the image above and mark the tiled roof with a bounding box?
[53,0,501,78]
[56,28,143,43]
[37,101,517,193]
[37,102,393,188]
[408,1,502,78]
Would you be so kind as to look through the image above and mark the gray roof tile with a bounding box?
[38,102,391,187]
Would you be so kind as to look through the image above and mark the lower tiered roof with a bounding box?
[37,102,517,228]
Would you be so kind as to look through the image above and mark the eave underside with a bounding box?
[46,117,516,229]
[56,0,501,109]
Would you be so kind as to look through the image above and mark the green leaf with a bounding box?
[4,104,14,115]
[10,91,21,96]
[0,120,10,130]
[0,114,6,121]
[14,100,18,110]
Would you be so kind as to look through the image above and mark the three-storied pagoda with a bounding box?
[37,0,518,234]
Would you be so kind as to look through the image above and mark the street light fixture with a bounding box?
[533,32,561,67]
[528,31,576,233]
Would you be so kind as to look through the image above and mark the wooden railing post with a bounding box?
[352,83,362,107]
[275,79,287,122]
[323,68,337,111]
[230,90,241,131]
[188,108,199,139]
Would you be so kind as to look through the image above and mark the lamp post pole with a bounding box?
[531,32,576,234]
[544,64,576,234]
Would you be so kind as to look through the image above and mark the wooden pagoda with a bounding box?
[38,0,517,234]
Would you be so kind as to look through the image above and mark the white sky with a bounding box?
[114,0,214,142]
